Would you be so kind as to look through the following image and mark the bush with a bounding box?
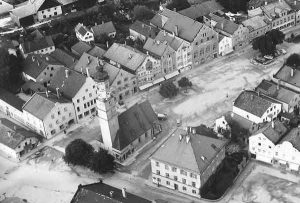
[178,77,192,92]
[286,53,300,68]
[159,81,179,98]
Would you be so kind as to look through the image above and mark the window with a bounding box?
[77,107,80,111]
[269,145,271,149]
[174,176,178,181]
[84,111,90,116]
[166,173,169,178]
[172,167,177,172]
[58,111,61,115]
[190,173,197,179]
[183,186,187,191]
[192,190,196,194]
[69,113,72,117]
[124,77,128,82]
[43,15,46,18]
[182,178,186,184]
[155,161,159,167]
[54,12,57,15]
[51,130,56,135]
[156,170,160,175]
[258,143,261,146]
[59,125,64,130]
[166,181,170,185]
[56,120,59,124]
[50,73,53,77]
[192,182,196,187]
[117,81,121,85]
[165,165,169,170]
[89,93,92,97]
[180,169,187,176]
[91,108,96,113]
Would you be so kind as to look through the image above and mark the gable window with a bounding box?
[172,167,177,172]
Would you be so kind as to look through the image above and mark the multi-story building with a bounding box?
[233,90,282,124]
[204,13,249,50]
[242,15,272,41]
[0,0,13,15]
[129,20,159,42]
[19,36,55,58]
[104,43,159,88]
[273,65,300,93]
[218,34,233,56]
[91,21,116,38]
[48,67,98,122]
[75,23,94,43]
[22,92,76,138]
[249,120,288,163]
[36,0,62,22]
[150,128,228,198]
[150,8,218,67]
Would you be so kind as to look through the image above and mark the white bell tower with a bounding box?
[96,69,119,151]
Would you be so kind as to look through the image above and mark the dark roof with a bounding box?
[38,0,60,11]
[253,120,288,144]
[234,90,278,117]
[91,21,116,37]
[208,13,239,35]
[75,23,90,37]
[0,88,25,111]
[151,128,228,174]
[48,67,86,100]
[280,127,300,151]
[0,118,42,149]
[71,182,152,203]
[71,41,92,56]
[114,100,158,150]
[87,45,106,58]
[274,65,300,90]
[50,48,78,68]
[179,0,224,20]
[130,20,159,39]
[21,36,54,54]
[21,81,46,93]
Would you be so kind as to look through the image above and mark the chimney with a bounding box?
[174,25,178,36]
[109,191,114,198]
[146,51,149,55]
[95,22,97,26]
[271,120,274,128]
[73,58,76,62]
[186,135,190,143]
[32,56,35,61]
[80,67,83,74]
[37,60,40,66]
[257,91,260,97]
[265,1,268,5]
[102,21,104,25]
[56,87,60,99]
[251,94,254,100]
[86,67,90,77]
[7,131,11,137]
[106,41,109,48]
[122,188,127,198]
[221,22,224,30]
[291,68,294,77]
[163,30,166,36]
[192,128,196,135]
[294,0,297,5]
[14,126,17,131]
[142,23,144,28]
[65,69,69,78]
[46,56,49,61]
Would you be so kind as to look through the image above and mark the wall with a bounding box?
[0,143,18,159]
[271,12,295,30]
[36,64,64,84]
[76,30,94,43]
[37,6,62,21]
[274,141,300,171]
[249,133,274,163]
[136,55,159,86]
[129,29,146,42]
[0,100,24,124]
[232,106,263,124]
[176,41,192,71]
[218,36,233,56]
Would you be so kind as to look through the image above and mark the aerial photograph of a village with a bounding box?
[2,0,300,202]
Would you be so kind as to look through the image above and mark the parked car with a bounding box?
[157,113,167,121]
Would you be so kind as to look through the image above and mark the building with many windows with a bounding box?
[150,128,227,198]
[19,36,55,58]
[242,15,272,42]
[36,0,62,22]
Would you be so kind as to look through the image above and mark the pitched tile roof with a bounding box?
[103,63,121,85]
[242,16,270,32]
[179,0,224,20]
[234,90,278,117]
[151,128,228,174]
[0,88,25,111]
[155,30,183,51]
[255,79,299,105]
[130,20,159,39]
[113,100,158,150]
[252,120,288,144]
[143,38,170,58]
[48,67,87,100]
[23,92,70,120]
[38,0,60,11]
[21,80,46,93]
[11,0,45,18]
[280,127,300,151]
[56,0,76,5]
[208,13,239,35]
[104,43,146,72]
[150,8,204,42]
[71,182,152,203]
[87,45,106,58]
[91,21,116,37]
[20,36,54,54]
[261,0,292,20]
[274,65,300,89]
[71,41,92,56]
[50,48,78,68]
[0,118,41,149]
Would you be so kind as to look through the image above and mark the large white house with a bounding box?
[233,90,282,124]
[249,120,288,163]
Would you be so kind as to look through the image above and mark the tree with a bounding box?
[64,139,94,167]
[217,0,249,13]
[166,0,190,11]
[90,149,115,173]
[286,53,300,68]
[178,77,192,92]
[133,5,155,21]
[77,0,96,10]
[159,81,179,98]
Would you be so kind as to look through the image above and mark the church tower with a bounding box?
[96,67,119,151]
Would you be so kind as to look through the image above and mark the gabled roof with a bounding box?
[103,63,121,85]
[48,67,87,100]
[150,8,204,42]
[104,43,147,72]
[20,36,54,54]
[155,30,183,51]
[143,38,170,58]
[0,118,41,149]
[113,100,158,150]
[0,88,25,111]
[274,65,300,89]
[252,120,288,144]
[129,20,159,39]
[71,182,152,203]
[234,90,278,117]
[280,127,300,151]
[75,23,91,37]
[87,45,106,58]
[10,0,45,18]
[208,13,240,35]
[38,0,60,11]
[71,41,92,56]
[179,0,224,20]
[151,128,228,174]
[50,48,78,68]
[23,92,70,120]
[261,0,292,19]
[91,21,116,37]
[255,79,299,105]
[242,15,270,32]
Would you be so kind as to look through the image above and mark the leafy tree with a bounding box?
[77,0,96,10]
[133,5,155,21]
[159,81,179,98]
[90,149,115,173]
[267,29,285,45]
[166,0,190,11]
[217,0,249,13]
[64,139,94,167]
[286,53,300,68]
[133,38,144,52]
[178,77,192,92]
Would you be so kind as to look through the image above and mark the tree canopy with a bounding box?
[166,0,190,11]
[77,0,97,10]
[286,53,300,68]
[133,5,155,21]
[159,81,179,98]
[90,149,115,173]
[178,77,192,92]
[217,0,249,13]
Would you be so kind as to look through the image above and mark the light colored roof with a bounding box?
[179,0,224,20]
[155,30,183,51]
[261,0,292,19]
[256,79,299,105]
[104,43,146,72]
[23,92,70,120]
[143,38,170,58]
[253,120,288,144]
[208,13,239,35]
[248,7,263,17]
[150,8,204,42]
[152,128,228,174]
[274,65,300,89]
[10,0,45,18]
[103,63,121,85]
[242,16,269,31]
[234,90,278,117]
[91,21,116,37]
[129,20,159,39]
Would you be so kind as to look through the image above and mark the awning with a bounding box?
[164,70,180,80]
[139,83,153,90]
[153,77,165,85]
